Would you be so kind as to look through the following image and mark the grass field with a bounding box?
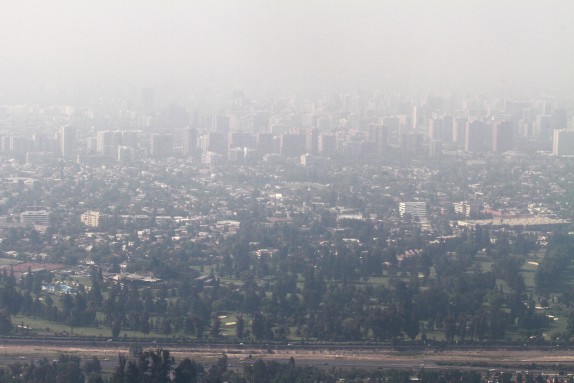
[0,257,22,266]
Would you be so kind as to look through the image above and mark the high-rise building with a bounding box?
[535,115,553,137]
[491,120,514,153]
[453,117,467,147]
[428,140,443,157]
[32,133,50,152]
[201,151,224,166]
[150,134,175,159]
[59,126,77,159]
[228,147,245,163]
[199,132,227,156]
[553,129,574,156]
[399,202,427,221]
[228,132,256,150]
[118,146,135,163]
[211,113,230,133]
[318,134,336,156]
[316,117,331,131]
[428,116,454,143]
[81,211,103,228]
[399,133,423,156]
[453,201,483,218]
[182,128,198,157]
[305,128,319,154]
[121,131,140,148]
[464,121,489,152]
[256,133,276,154]
[26,152,55,165]
[368,124,388,153]
[279,133,306,157]
[21,210,50,226]
[97,131,121,159]
[9,136,31,155]
[552,109,568,130]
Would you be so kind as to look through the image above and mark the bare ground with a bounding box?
[1,344,573,371]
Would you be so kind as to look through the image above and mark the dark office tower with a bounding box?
[10,136,31,155]
[199,132,227,156]
[211,113,230,134]
[150,134,175,159]
[453,117,467,147]
[504,100,530,117]
[140,88,154,113]
[379,116,402,145]
[536,115,553,136]
[182,128,198,157]
[256,133,276,154]
[318,134,337,156]
[381,116,401,134]
[305,128,319,154]
[464,120,489,153]
[429,140,443,157]
[535,114,554,150]
[553,129,574,155]
[280,133,307,157]
[541,101,552,115]
[121,131,140,148]
[253,112,270,134]
[491,120,514,153]
[228,147,245,163]
[32,133,50,152]
[552,109,568,130]
[368,124,388,153]
[428,117,452,142]
[117,146,135,163]
[302,113,316,128]
[0,136,9,152]
[399,133,423,156]
[59,126,77,159]
[228,132,256,150]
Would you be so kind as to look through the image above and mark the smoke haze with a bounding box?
[0,0,572,101]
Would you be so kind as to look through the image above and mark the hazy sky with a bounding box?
[0,0,572,101]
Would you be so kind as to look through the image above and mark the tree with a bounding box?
[210,314,221,338]
[251,312,265,341]
[235,315,244,339]
[174,358,203,383]
[252,359,269,383]
[0,309,12,335]
[83,356,102,376]
[137,348,174,383]
[111,317,122,338]
[55,354,84,383]
[110,354,127,383]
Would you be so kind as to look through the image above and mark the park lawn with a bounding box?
[14,314,176,340]
[365,275,390,287]
[521,261,538,296]
[218,276,244,287]
[474,255,493,273]
[0,258,21,266]
[13,314,110,337]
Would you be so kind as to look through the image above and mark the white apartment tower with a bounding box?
[553,129,574,156]
[59,126,77,159]
[399,202,427,221]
